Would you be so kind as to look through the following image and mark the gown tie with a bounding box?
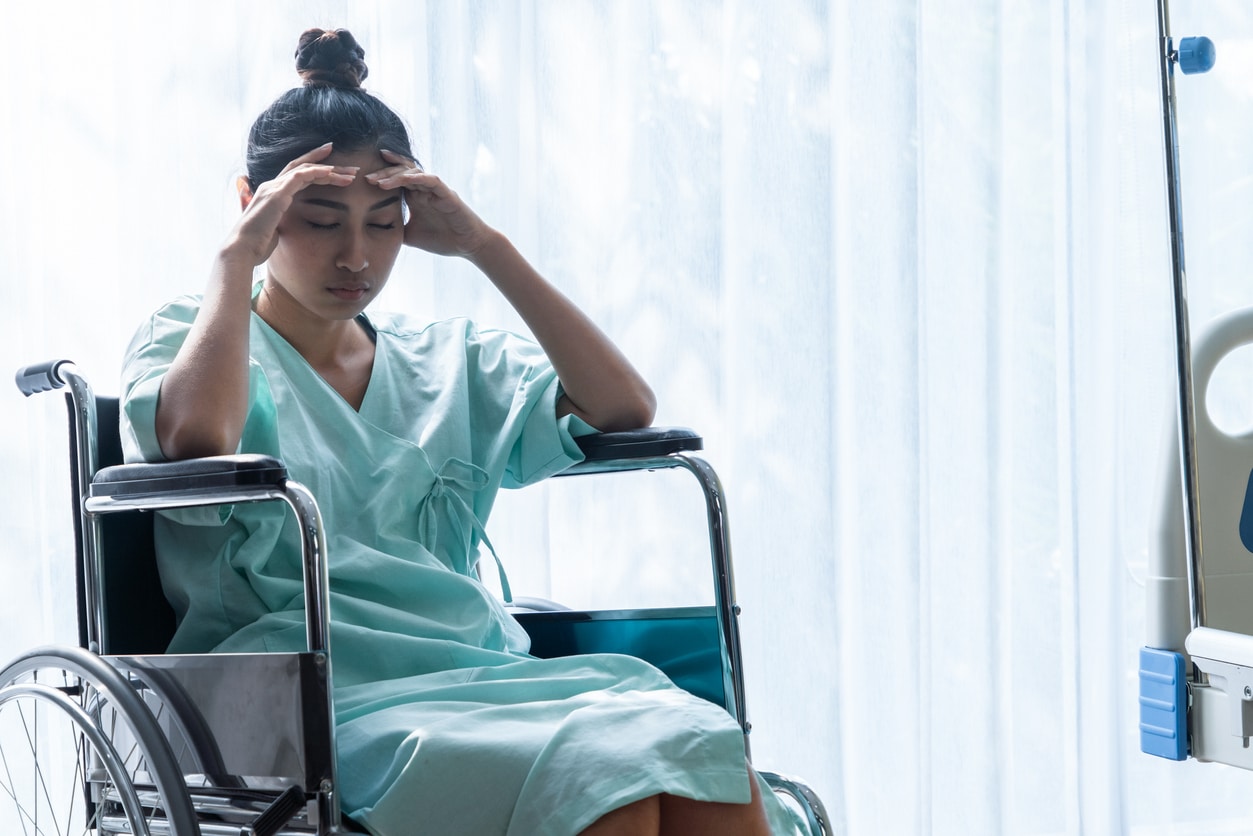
[416,457,513,602]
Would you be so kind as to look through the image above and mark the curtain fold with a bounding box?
[8,1,1253,833]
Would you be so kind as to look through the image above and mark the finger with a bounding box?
[363,165,410,185]
[242,165,359,221]
[282,141,336,172]
[368,149,426,187]
[370,170,446,192]
[380,148,422,169]
[274,163,360,195]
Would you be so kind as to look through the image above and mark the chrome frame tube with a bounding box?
[279,481,341,833]
[561,452,751,752]
[36,364,339,832]
[84,483,332,657]
[56,366,109,653]
[760,771,832,836]
[1156,0,1207,633]
[86,478,339,831]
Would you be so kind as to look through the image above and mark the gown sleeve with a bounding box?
[457,322,597,489]
[118,295,199,464]
[120,294,280,466]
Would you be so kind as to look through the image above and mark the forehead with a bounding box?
[325,148,388,169]
[299,148,399,209]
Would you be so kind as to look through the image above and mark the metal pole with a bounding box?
[1156,0,1207,634]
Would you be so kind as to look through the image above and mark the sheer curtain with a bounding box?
[7,0,1253,832]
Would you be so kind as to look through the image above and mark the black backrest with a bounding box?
[67,395,178,654]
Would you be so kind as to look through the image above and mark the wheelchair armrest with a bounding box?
[86,454,333,657]
[574,427,702,461]
[89,454,288,500]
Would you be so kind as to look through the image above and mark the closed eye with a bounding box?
[307,221,340,231]
[370,223,397,230]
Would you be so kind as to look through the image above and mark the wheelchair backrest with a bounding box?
[68,395,177,654]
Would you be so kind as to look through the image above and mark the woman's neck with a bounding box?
[253,281,376,413]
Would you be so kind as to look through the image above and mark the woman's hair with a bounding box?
[245,28,417,191]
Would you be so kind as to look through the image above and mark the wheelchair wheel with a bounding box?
[0,646,199,835]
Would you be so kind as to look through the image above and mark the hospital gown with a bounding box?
[119,290,801,836]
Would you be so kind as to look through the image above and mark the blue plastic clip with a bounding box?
[1176,36,1217,75]
[1140,647,1188,760]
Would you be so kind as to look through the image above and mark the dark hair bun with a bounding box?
[295,28,368,88]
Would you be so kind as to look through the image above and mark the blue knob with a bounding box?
[1178,36,1216,75]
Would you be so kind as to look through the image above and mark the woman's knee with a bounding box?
[657,766,771,836]
[578,795,661,835]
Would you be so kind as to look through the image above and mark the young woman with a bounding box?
[121,28,796,836]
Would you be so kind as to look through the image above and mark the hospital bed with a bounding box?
[1138,0,1253,775]
[1,358,830,835]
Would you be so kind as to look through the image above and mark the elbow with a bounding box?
[158,430,238,462]
[155,413,241,461]
[592,385,657,433]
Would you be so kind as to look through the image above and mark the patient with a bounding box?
[120,27,795,836]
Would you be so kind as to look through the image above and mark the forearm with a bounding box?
[468,232,656,432]
[154,252,255,459]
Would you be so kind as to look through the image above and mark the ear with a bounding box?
[236,176,254,211]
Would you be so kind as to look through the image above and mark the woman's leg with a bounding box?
[579,765,772,836]
[658,764,772,836]
[579,796,661,835]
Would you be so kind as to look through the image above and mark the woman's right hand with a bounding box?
[221,142,359,266]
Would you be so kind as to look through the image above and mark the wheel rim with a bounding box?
[0,673,153,834]
[0,651,197,836]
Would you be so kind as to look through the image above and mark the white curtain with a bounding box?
[6,0,1253,832]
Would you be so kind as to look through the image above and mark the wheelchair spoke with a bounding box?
[0,739,34,836]
[0,698,59,836]
[21,700,68,836]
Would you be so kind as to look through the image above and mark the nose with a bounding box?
[336,230,370,273]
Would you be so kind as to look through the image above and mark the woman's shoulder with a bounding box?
[125,294,205,352]
[142,294,206,329]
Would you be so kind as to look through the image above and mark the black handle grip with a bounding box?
[15,360,72,397]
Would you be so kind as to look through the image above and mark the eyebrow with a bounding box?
[300,195,403,212]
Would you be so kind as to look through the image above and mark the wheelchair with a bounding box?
[2,358,831,835]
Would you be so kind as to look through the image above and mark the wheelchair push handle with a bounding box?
[15,359,74,397]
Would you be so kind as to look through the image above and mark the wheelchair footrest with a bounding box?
[1139,647,1188,761]
[244,784,305,836]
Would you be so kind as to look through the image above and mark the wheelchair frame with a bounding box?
[5,358,830,836]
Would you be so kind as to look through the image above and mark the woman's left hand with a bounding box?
[366,149,495,258]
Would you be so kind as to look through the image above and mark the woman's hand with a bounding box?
[366,149,495,258]
[223,142,360,266]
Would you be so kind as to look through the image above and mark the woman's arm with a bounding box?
[467,232,656,431]
[153,250,256,459]
[370,151,656,432]
[156,144,359,459]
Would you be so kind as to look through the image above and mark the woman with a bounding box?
[121,28,796,836]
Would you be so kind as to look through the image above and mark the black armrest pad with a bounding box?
[90,454,288,498]
[575,427,703,461]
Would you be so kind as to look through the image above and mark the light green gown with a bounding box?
[120,292,801,835]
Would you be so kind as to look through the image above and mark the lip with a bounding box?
[328,284,370,302]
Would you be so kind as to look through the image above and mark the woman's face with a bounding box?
[264,148,406,324]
